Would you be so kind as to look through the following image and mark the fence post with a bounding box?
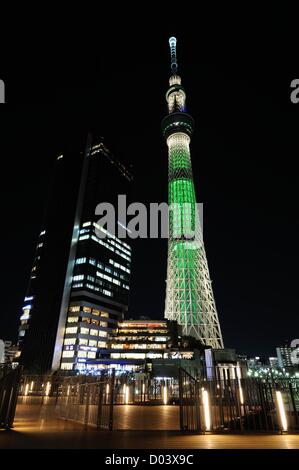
[178,367,184,431]
[96,382,103,429]
[288,381,298,427]
[109,369,115,431]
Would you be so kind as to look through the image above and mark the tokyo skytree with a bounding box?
[162,37,224,348]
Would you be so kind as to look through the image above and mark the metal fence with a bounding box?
[56,372,115,430]
[179,367,299,433]
[18,369,299,434]
[0,365,22,429]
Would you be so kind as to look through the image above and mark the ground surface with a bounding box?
[1,404,299,449]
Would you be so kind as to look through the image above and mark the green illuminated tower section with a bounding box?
[162,37,224,348]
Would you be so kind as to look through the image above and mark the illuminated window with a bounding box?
[81,317,91,324]
[83,307,91,313]
[87,352,96,359]
[92,309,100,316]
[100,321,107,328]
[64,338,76,345]
[66,327,78,334]
[61,363,73,370]
[69,306,80,312]
[98,331,107,338]
[111,353,120,359]
[90,329,98,337]
[80,327,89,335]
[20,309,31,320]
[62,350,74,358]
[79,338,88,345]
[78,351,87,358]
[89,340,97,347]
[101,311,109,318]
[73,275,84,281]
[67,317,78,323]
[103,289,112,297]
[98,341,106,348]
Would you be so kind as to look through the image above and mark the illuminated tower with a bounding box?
[162,37,224,348]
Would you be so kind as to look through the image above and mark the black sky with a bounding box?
[0,15,298,359]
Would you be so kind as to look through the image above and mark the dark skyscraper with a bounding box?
[18,136,133,373]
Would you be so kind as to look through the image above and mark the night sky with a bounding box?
[1,17,298,359]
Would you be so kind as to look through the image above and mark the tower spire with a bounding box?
[169,36,178,74]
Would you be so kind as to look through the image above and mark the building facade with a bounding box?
[162,37,223,348]
[18,137,132,373]
[276,343,299,369]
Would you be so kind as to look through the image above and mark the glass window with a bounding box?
[69,306,80,312]
[67,317,78,323]
[64,338,76,345]
[62,350,74,358]
[66,327,78,334]
[61,363,73,370]
[79,338,88,345]
[78,351,87,358]
[80,327,89,335]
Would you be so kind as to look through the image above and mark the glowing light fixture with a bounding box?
[106,383,110,395]
[276,391,288,432]
[24,383,29,396]
[163,385,168,405]
[239,386,244,405]
[45,381,51,396]
[202,390,211,431]
[30,381,34,391]
[124,384,129,404]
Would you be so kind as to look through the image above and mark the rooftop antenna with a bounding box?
[169,37,178,74]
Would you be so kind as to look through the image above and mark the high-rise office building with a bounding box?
[162,38,224,348]
[276,343,299,369]
[18,136,133,373]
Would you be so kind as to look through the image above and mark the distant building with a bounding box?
[269,357,279,368]
[78,319,203,378]
[0,340,4,363]
[0,340,20,364]
[204,348,244,380]
[18,137,133,373]
[276,343,299,368]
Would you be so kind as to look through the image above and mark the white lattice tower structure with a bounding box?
[162,37,224,348]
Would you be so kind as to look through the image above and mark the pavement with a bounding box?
[1,403,299,449]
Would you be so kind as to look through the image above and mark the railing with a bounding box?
[0,365,22,429]
[18,369,299,433]
[179,368,299,433]
[56,372,115,430]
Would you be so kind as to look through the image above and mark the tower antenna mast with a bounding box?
[169,37,178,74]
